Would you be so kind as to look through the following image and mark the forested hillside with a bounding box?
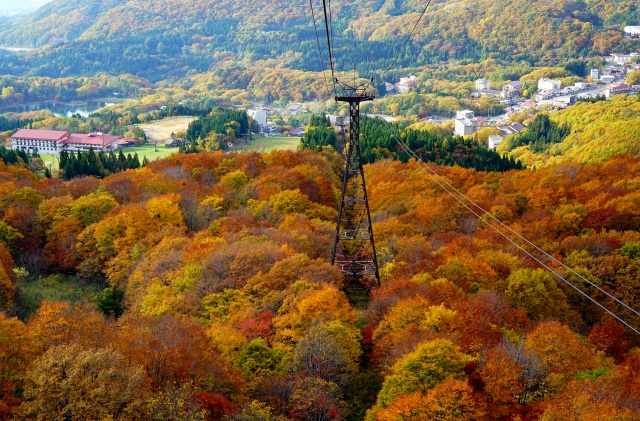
[0,0,638,80]
[302,115,523,171]
[1,148,640,419]
[0,0,640,418]
[499,95,640,167]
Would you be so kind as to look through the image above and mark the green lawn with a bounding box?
[125,143,180,162]
[236,135,300,152]
[38,136,299,170]
[40,143,180,170]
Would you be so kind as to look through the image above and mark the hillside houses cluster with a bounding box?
[385,76,416,94]
[453,110,526,148]
[247,106,305,136]
[534,80,598,103]
[472,79,523,100]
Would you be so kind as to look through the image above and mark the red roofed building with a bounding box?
[63,132,121,152]
[11,129,69,154]
[604,83,633,99]
[10,129,122,154]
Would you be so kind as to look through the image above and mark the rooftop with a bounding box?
[497,123,526,135]
[64,132,122,147]
[11,129,68,141]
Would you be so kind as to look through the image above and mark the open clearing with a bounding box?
[40,143,178,170]
[138,116,196,142]
[236,135,300,152]
[39,132,300,171]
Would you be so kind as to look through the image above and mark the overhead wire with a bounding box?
[392,124,640,319]
[321,0,337,94]
[306,0,640,333]
[328,0,335,61]
[309,0,333,99]
[382,119,640,335]
[380,0,434,82]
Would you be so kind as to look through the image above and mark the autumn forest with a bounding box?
[0,0,639,419]
[0,144,639,419]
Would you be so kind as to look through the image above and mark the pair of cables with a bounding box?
[383,119,640,335]
[308,1,640,334]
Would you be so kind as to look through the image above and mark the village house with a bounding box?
[604,82,634,98]
[475,79,491,91]
[538,78,561,91]
[164,138,185,148]
[553,95,576,108]
[10,129,121,154]
[496,123,526,136]
[288,127,305,137]
[385,76,416,94]
[473,89,501,99]
[488,135,503,150]
[118,138,136,148]
[247,109,267,127]
[600,75,617,83]
[263,121,277,135]
[624,26,640,37]
[285,104,303,116]
[611,53,639,65]
[396,76,416,94]
[454,110,478,137]
[501,81,523,99]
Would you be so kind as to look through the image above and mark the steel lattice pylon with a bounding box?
[331,78,380,294]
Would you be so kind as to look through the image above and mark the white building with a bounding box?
[10,129,68,154]
[454,110,478,137]
[285,103,303,116]
[590,69,599,80]
[476,78,491,91]
[604,83,633,98]
[263,121,277,135]
[624,26,640,37]
[247,109,267,127]
[385,82,396,93]
[538,78,561,90]
[396,76,416,94]
[611,53,639,65]
[488,135,503,150]
[501,81,523,99]
[600,75,616,83]
[10,129,121,154]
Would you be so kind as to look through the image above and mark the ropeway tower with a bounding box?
[331,77,380,297]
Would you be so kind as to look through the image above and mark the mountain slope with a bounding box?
[0,0,637,82]
[498,96,640,167]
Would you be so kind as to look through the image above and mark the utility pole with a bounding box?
[331,78,380,299]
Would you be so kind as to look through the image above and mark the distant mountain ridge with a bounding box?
[0,0,638,80]
[0,0,50,17]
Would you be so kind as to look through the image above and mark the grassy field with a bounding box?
[40,143,179,170]
[236,134,300,152]
[128,143,180,162]
[38,133,299,170]
[139,116,195,142]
